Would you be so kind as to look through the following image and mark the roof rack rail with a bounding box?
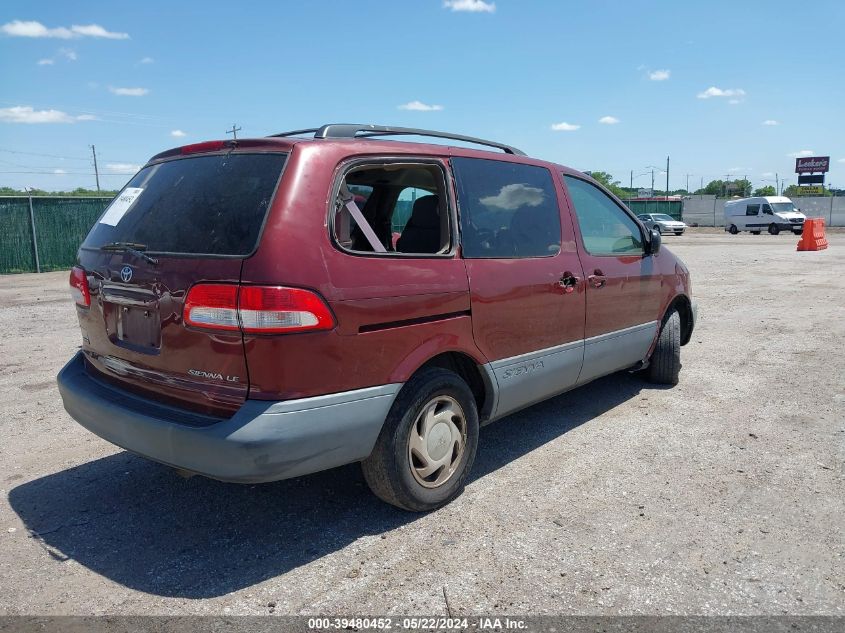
[270,124,525,155]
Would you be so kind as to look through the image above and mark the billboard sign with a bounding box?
[798,174,825,185]
[798,186,824,195]
[795,156,830,173]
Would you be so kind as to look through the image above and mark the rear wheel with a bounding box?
[728,224,738,234]
[793,229,803,235]
[647,310,681,386]
[768,224,780,235]
[362,368,479,512]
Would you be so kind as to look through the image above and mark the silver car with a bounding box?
[637,213,687,235]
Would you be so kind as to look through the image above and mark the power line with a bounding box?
[0,147,90,161]
[0,170,132,176]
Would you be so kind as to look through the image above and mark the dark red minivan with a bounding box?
[58,124,697,511]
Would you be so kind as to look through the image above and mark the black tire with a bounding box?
[674,231,683,236]
[647,310,681,386]
[768,224,780,235]
[728,225,738,234]
[793,229,803,236]
[361,367,479,512]
[751,231,761,235]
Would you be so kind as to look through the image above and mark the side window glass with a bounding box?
[746,204,760,216]
[333,163,450,256]
[563,176,644,256]
[762,204,773,215]
[452,157,561,258]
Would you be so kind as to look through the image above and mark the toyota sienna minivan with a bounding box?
[58,124,697,511]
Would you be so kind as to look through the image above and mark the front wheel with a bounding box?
[362,368,479,512]
[768,224,780,235]
[728,224,739,234]
[647,310,681,385]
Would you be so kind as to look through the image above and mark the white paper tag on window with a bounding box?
[99,187,144,226]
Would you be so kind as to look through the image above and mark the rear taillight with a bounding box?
[69,266,90,307]
[183,284,240,331]
[183,284,335,334]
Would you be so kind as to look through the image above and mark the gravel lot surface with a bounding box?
[0,230,843,616]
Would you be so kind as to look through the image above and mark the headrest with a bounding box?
[409,195,440,230]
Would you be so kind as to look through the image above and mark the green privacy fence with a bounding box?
[625,199,683,221]
[0,196,112,274]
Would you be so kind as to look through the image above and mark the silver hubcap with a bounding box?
[408,396,467,488]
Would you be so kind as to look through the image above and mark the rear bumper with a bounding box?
[57,352,400,483]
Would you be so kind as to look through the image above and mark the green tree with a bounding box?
[585,171,628,199]
[753,185,776,197]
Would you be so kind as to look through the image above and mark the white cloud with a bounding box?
[728,99,742,105]
[443,0,495,12]
[106,163,141,173]
[727,167,751,173]
[649,69,670,81]
[59,48,77,61]
[109,86,149,97]
[398,100,443,111]
[53,168,66,174]
[36,58,54,65]
[170,129,187,138]
[480,184,545,210]
[761,172,774,178]
[787,150,814,158]
[762,119,779,126]
[697,86,746,99]
[76,114,97,121]
[1,20,128,39]
[598,116,620,125]
[68,24,129,39]
[838,158,845,164]
[139,56,154,64]
[0,105,93,124]
[551,121,580,131]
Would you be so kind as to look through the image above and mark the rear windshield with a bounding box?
[82,152,286,256]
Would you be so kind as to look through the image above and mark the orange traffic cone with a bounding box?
[797,218,828,251]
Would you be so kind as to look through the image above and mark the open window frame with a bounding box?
[329,157,458,259]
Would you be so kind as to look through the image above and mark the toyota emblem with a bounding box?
[120,265,133,283]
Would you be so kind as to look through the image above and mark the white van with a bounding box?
[724,196,806,235]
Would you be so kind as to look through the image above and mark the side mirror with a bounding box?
[646,227,662,255]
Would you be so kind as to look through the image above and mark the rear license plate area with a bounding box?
[105,303,162,350]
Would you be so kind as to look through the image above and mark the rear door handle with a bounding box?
[558,272,579,294]
[588,270,607,288]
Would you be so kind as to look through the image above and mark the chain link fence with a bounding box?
[0,196,112,274]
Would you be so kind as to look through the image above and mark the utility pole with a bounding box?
[226,124,242,141]
[651,169,655,192]
[685,173,691,193]
[90,145,100,193]
[630,170,633,190]
[776,172,780,195]
[666,156,670,196]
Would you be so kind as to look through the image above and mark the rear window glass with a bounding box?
[82,153,286,256]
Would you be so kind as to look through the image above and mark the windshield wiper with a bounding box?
[100,242,159,265]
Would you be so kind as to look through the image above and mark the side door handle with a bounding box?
[588,269,607,289]
[558,272,580,294]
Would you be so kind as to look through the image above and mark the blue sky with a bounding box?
[1,0,843,192]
